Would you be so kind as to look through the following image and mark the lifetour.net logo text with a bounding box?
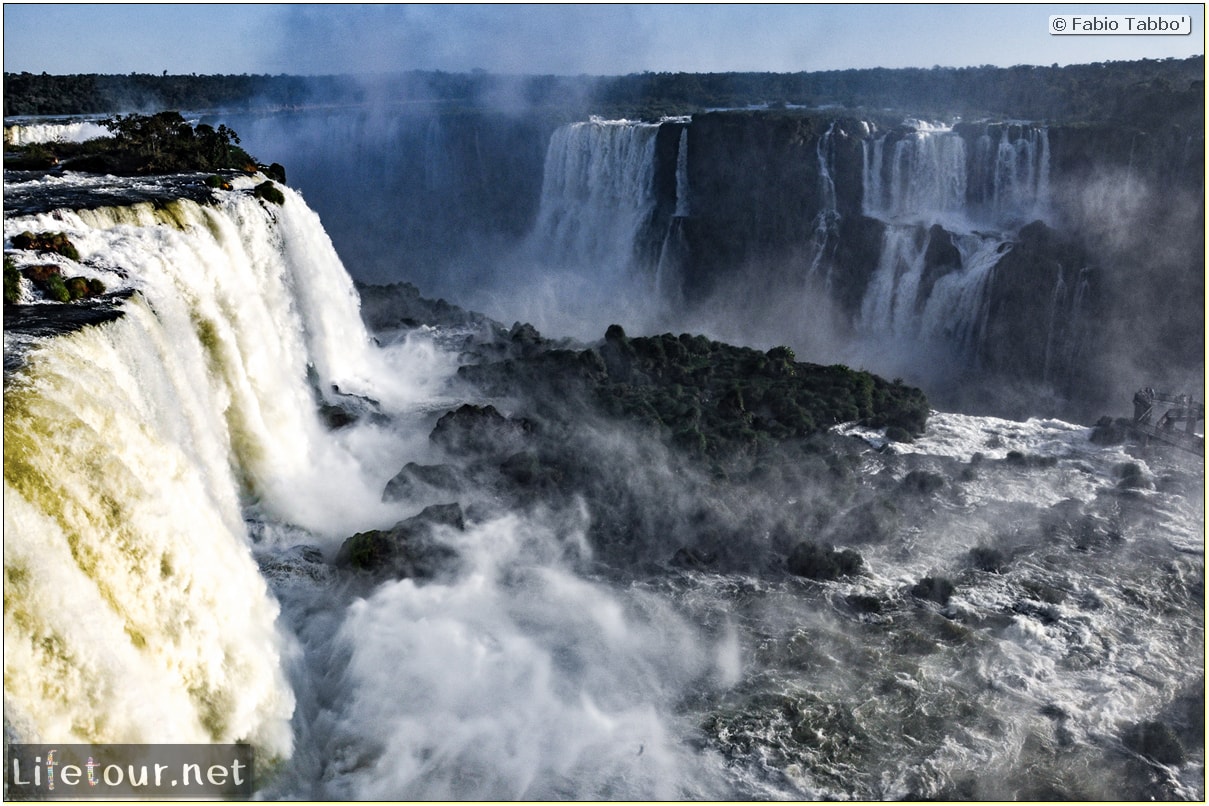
[5,744,254,800]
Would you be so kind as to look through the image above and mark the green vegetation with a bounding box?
[4,257,22,304]
[43,274,70,302]
[4,111,260,176]
[102,111,253,171]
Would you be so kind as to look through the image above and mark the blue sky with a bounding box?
[3,3,1204,76]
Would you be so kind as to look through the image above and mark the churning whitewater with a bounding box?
[4,161,1203,800]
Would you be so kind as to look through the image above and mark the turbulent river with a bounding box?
[2,170,1203,800]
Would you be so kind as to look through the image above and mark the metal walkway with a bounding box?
[1131,388,1205,454]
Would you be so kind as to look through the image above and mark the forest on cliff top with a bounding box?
[4,56,1203,126]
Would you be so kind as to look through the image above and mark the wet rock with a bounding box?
[1090,415,1132,445]
[1012,599,1061,624]
[969,546,1009,573]
[670,546,717,570]
[1121,720,1186,765]
[828,498,898,545]
[508,321,543,355]
[318,402,356,430]
[900,469,945,495]
[1041,498,1085,540]
[1005,450,1058,469]
[317,386,385,430]
[1114,461,1153,490]
[910,575,955,605]
[844,593,883,614]
[335,503,465,578]
[382,462,464,502]
[257,544,333,585]
[497,451,567,498]
[787,541,863,580]
[430,403,533,457]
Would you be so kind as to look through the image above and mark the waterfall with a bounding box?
[3,177,455,756]
[856,121,1048,361]
[674,127,690,217]
[875,127,968,224]
[808,122,841,283]
[4,119,112,146]
[529,117,662,281]
[862,134,884,217]
[858,225,930,338]
[971,124,1051,225]
[917,234,1009,357]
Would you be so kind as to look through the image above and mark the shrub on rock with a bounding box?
[901,469,945,495]
[4,258,23,304]
[254,180,285,205]
[969,546,1008,573]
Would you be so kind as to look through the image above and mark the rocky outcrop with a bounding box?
[786,541,864,580]
[335,503,465,578]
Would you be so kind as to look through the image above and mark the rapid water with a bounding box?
[4,170,1202,800]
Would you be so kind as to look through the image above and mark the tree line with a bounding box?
[3,56,1202,126]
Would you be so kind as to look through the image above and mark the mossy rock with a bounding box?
[64,276,91,300]
[253,180,286,205]
[11,231,80,261]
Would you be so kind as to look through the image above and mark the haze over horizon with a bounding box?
[3,3,1204,78]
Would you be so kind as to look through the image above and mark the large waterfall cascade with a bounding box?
[3,175,456,758]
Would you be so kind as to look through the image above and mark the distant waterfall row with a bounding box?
[525,116,1051,366]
